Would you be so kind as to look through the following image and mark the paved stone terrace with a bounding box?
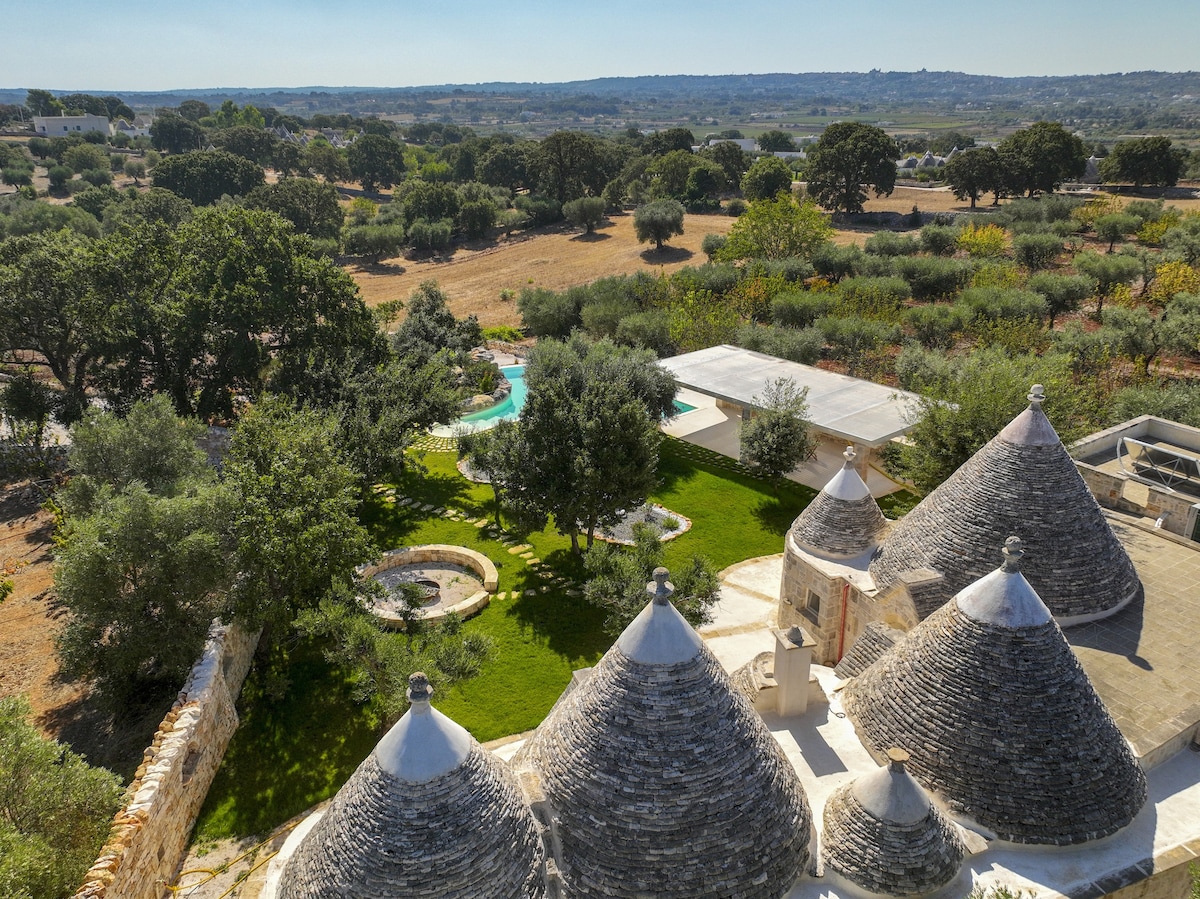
[1067,513,1200,766]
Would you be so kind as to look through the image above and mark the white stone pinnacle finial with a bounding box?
[1001,536,1025,572]
[407,671,433,706]
[843,446,857,465]
[1028,384,1046,407]
[647,567,675,606]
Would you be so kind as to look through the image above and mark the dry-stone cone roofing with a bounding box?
[278,673,546,899]
[868,385,1140,622]
[822,749,965,897]
[516,568,812,899]
[833,622,906,680]
[845,539,1147,845]
[789,447,886,558]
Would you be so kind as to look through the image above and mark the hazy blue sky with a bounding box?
[3,0,1196,91]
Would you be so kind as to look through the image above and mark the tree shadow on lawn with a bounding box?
[570,231,611,242]
[195,638,379,841]
[752,493,814,536]
[654,445,702,495]
[501,549,609,660]
[640,245,694,264]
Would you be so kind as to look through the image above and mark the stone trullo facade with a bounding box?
[843,537,1147,845]
[277,673,546,899]
[513,568,813,899]
[820,748,966,897]
[780,386,1143,665]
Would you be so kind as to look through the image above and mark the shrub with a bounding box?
[811,243,863,282]
[674,263,741,297]
[80,167,112,187]
[614,309,675,356]
[514,193,562,226]
[956,221,1008,258]
[957,287,1047,326]
[744,256,815,283]
[919,223,958,256]
[482,325,525,342]
[904,303,966,350]
[835,276,911,319]
[864,231,921,256]
[1013,232,1063,270]
[892,255,973,300]
[343,224,406,262]
[407,217,454,253]
[734,323,825,364]
[725,197,747,217]
[518,287,581,338]
[1027,272,1096,325]
[701,232,728,262]
[458,199,498,239]
[771,290,837,328]
[814,315,901,374]
[969,260,1023,289]
[47,164,73,191]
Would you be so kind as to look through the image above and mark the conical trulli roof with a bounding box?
[869,385,1140,622]
[821,749,965,897]
[845,539,1147,845]
[788,447,886,558]
[278,674,546,899]
[516,568,812,899]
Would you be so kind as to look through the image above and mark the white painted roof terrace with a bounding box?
[660,345,922,447]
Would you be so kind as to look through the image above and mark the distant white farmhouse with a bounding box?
[32,112,111,136]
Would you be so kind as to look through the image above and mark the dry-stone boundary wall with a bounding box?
[75,621,259,899]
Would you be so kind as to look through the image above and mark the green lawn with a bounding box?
[194,437,819,841]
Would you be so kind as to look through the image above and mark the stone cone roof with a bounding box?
[515,569,812,899]
[821,749,965,897]
[868,386,1140,622]
[845,539,1147,845]
[278,674,545,899]
[788,447,886,558]
[833,622,905,680]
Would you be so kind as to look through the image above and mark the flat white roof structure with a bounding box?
[660,345,922,447]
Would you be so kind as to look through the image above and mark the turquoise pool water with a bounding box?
[458,365,527,425]
[450,365,697,432]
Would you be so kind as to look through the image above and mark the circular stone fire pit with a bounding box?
[359,545,499,629]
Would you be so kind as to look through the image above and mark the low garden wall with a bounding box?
[362,544,498,627]
[74,621,259,899]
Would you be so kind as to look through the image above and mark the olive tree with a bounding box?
[633,198,685,251]
[739,377,817,487]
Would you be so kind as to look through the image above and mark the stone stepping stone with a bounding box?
[420,503,435,512]
[494,592,507,601]
[508,545,532,555]
[473,520,488,528]
[398,498,414,507]
[525,589,538,596]
[519,551,534,559]
[440,510,455,518]
[526,558,541,566]
[539,585,551,593]
[567,588,583,597]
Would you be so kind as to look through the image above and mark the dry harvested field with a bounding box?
[349,186,1200,328]
[349,212,737,329]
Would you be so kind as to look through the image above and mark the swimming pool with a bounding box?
[442,364,696,435]
[452,365,527,432]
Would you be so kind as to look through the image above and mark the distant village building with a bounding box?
[32,112,110,135]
